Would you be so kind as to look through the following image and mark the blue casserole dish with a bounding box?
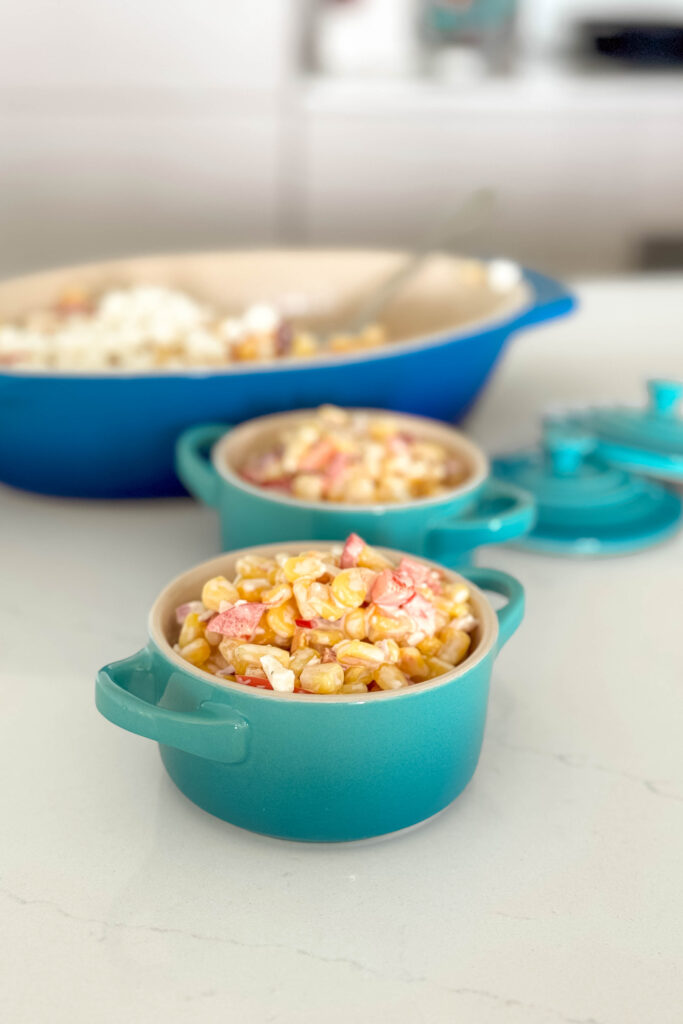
[0,250,574,497]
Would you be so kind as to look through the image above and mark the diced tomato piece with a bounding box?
[340,532,365,569]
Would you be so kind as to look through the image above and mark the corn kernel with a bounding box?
[343,607,368,640]
[291,330,317,357]
[180,637,210,666]
[283,555,326,583]
[367,608,413,642]
[292,474,325,502]
[218,637,240,665]
[426,656,455,679]
[328,333,356,352]
[357,544,392,571]
[334,640,385,667]
[345,477,377,503]
[442,582,470,605]
[201,576,240,612]
[266,599,298,638]
[179,612,204,647]
[375,664,408,690]
[261,582,292,605]
[251,621,281,646]
[398,646,429,682]
[233,644,289,675]
[434,608,450,632]
[341,681,369,693]
[295,580,341,621]
[343,665,375,688]
[368,416,399,441]
[359,324,386,347]
[300,662,344,694]
[206,652,228,675]
[438,625,471,665]
[289,647,321,676]
[236,577,270,601]
[292,580,316,620]
[417,636,441,657]
[376,638,400,664]
[331,568,368,609]
[435,595,470,619]
[305,627,345,650]
[235,555,278,580]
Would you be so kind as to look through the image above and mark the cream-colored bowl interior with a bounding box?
[214,407,489,510]
[149,541,499,703]
[0,249,529,360]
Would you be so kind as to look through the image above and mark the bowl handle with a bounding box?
[175,423,232,506]
[95,648,249,763]
[462,567,525,650]
[426,480,536,563]
[512,269,576,332]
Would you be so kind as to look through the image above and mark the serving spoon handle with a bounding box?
[328,187,496,341]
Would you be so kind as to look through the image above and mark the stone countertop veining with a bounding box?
[1,275,682,1024]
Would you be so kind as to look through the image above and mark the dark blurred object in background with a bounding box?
[578,20,683,66]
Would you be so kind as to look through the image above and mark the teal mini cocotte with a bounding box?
[175,410,536,565]
[95,544,524,842]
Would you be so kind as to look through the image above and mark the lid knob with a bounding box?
[543,426,595,477]
[647,379,682,418]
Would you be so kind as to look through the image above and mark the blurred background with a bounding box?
[1,0,682,279]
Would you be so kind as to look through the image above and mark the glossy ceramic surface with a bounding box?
[175,410,536,564]
[0,251,573,497]
[95,543,524,842]
[566,379,683,482]
[493,425,682,556]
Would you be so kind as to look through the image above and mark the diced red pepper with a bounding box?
[370,569,414,609]
[209,602,266,637]
[299,437,337,472]
[235,675,274,690]
[295,618,314,628]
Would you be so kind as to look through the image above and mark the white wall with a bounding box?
[1,2,682,279]
[0,0,297,276]
[0,1,294,91]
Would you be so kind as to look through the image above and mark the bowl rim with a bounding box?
[0,248,532,379]
[147,540,500,704]
[211,407,489,513]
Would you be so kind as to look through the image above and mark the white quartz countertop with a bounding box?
[2,275,682,1024]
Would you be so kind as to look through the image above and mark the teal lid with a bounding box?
[493,424,682,556]
[567,379,683,482]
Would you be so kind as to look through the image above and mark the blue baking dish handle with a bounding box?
[513,270,576,332]
[96,649,249,763]
[462,567,525,650]
[427,479,536,563]
[175,423,233,506]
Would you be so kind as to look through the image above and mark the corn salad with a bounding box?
[173,534,478,695]
[239,405,468,504]
[0,286,387,370]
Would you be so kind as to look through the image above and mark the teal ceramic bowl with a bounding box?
[95,542,524,842]
[175,410,536,565]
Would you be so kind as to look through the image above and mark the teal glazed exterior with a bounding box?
[176,412,536,565]
[95,547,524,842]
